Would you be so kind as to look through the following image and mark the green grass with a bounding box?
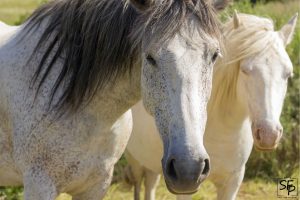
[0,0,44,25]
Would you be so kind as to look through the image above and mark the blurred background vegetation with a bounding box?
[0,0,299,199]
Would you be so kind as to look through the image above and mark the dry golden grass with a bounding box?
[55,179,279,200]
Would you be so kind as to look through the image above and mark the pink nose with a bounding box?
[251,120,283,151]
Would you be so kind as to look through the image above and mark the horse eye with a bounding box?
[212,50,220,63]
[146,55,157,66]
[241,67,251,75]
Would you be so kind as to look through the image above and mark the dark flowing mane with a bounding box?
[25,0,220,112]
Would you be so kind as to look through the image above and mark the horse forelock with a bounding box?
[25,0,220,113]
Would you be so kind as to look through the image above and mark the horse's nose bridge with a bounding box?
[167,122,206,157]
[262,85,284,121]
[165,124,209,170]
[254,119,282,133]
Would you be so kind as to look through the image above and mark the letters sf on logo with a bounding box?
[277,178,298,197]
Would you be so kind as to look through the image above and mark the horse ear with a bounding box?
[233,10,241,29]
[213,0,231,12]
[129,0,154,12]
[279,13,298,46]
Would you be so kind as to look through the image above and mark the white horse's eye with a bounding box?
[240,66,252,75]
[146,55,157,66]
[241,68,249,75]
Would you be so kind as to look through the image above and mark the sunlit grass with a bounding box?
[55,179,278,200]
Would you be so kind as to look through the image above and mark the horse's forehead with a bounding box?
[247,33,293,70]
[163,35,202,57]
[164,32,218,56]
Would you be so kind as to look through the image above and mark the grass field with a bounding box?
[52,178,279,200]
[0,0,299,199]
[104,179,279,200]
[0,178,292,200]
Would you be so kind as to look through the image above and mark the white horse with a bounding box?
[125,12,298,200]
[0,0,226,199]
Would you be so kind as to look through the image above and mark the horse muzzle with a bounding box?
[162,152,210,194]
[252,120,283,151]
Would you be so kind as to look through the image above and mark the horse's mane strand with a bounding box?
[25,0,220,112]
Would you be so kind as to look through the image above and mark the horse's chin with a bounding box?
[164,180,200,195]
[254,144,278,152]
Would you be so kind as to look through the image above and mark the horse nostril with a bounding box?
[277,126,283,134]
[256,129,261,141]
[167,159,178,181]
[201,159,210,176]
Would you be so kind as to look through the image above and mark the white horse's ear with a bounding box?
[129,0,154,12]
[279,13,298,46]
[213,0,231,12]
[233,10,240,29]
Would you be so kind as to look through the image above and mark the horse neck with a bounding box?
[88,63,141,125]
